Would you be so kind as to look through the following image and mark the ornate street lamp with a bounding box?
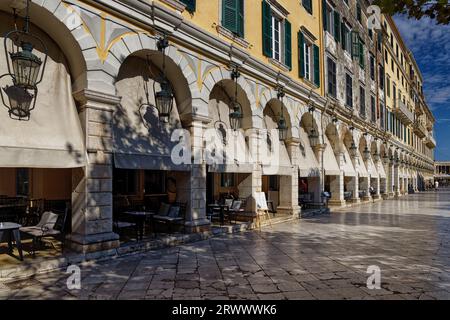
[382,153,389,164]
[153,35,174,123]
[372,151,380,162]
[1,0,48,120]
[349,141,358,158]
[308,106,319,147]
[229,67,243,131]
[277,88,288,141]
[362,146,371,161]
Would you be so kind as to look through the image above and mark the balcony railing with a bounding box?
[393,99,414,124]
[425,133,436,148]
[414,120,427,138]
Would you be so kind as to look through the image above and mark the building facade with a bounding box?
[0,0,435,253]
[435,162,450,187]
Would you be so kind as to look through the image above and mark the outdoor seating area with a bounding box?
[0,197,70,262]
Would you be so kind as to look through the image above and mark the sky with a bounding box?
[394,15,450,161]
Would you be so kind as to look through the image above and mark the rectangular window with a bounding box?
[342,23,351,53]
[386,76,391,97]
[371,96,376,123]
[16,168,29,197]
[379,65,384,89]
[272,15,282,61]
[380,103,385,130]
[325,2,335,35]
[327,57,337,98]
[356,4,362,23]
[345,73,353,108]
[304,42,311,80]
[180,0,196,12]
[302,0,313,14]
[113,169,138,195]
[370,55,375,80]
[359,86,366,118]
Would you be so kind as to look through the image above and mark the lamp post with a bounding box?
[229,67,243,131]
[151,35,174,123]
[308,106,319,147]
[1,0,48,120]
[276,88,288,141]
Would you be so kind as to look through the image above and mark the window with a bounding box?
[356,4,362,24]
[222,0,244,37]
[113,169,138,195]
[393,83,397,106]
[16,168,29,197]
[359,86,366,118]
[272,15,282,61]
[144,171,166,194]
[345,73,353,108]
[371,96,376,123]
[386,76,390,97]
[379,65,384,90]
[358,38,365,69]
[220,173,236,187]
[341,22,351,53]
[302,0,312,14]
[298,31,320,87]
[370,54,375,80]
[180,0,196,12]
[327,57,337,98]
[380,103,385,130]
[262,1,292,69]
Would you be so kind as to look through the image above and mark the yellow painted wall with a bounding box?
[172,0,324,95]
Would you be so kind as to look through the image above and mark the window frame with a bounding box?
[345,73,353,108]
[327,56,337,98]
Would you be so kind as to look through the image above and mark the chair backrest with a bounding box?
[36,211,59,229]
[231,200,242,211]
[173,202,187,219]
[53,208,69,234]
[224,198,233,208]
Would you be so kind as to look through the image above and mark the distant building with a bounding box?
[435,162,450,187]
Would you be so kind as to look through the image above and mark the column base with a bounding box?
[67,232,120,254]
[277,206,300,218]
[328,199,346,207]
[362,196,372,202]
[184,218,211,233]
[349,198,361,204]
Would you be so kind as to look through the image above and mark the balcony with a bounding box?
[425,133,436,148]
[393,99,414,125]
[413,120,427,138]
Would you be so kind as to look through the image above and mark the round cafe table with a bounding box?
[0,222,23,261]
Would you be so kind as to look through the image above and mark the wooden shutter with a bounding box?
[223,0,238,34]
[262,0,272,57]
[181,0,196,13]
[341,22,346,50]
[237,0,244,37]
[285,20,292,70]
[322,0,327,31]
[334,11,340,42]
[313,44,320,87]
[298,31,305,78]
[304,0,312,14]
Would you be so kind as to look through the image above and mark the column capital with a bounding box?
[73,89,121,112]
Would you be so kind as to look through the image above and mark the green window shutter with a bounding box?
[351,31,360,59]
[322,0,328,31]
[298,31,305,78]
[262,0,272,57]
[237,0,244,37]
[285,20,292,70]
[341,21,346,50]
[357,4,362,23]
[223,0,238,34]
[180,0,196,13]
[359,39,365,69]
[303,0,312,14]
[313,44,320,87]
[334,11,340,42]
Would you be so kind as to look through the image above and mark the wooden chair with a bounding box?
[153,202,187,233]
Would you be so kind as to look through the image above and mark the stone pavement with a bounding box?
[1,190,450,300]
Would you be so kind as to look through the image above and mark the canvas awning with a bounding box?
[0,41,86,168]
[323,135,340,176]
[357,153,369,178]
[261,113,293,176]
[114,57,190,171]
[342,147,356,177]
[367,157,379,177]
[378,162,387,179]
[298,127,320,177]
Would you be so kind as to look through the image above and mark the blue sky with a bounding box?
[394,15,450,161]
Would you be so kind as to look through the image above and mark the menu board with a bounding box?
[255,192,268,211]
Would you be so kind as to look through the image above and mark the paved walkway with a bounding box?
[2,190,450,300]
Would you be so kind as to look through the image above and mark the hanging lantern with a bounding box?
[372,152,380,162]
[349,142,358,158]
[1,0,48,120]
[363,146,371,161]
[309,128,320,147]
[382,154,389,164]
[229,67,243,131]
[152,35,174,123]
[277,88,288,141]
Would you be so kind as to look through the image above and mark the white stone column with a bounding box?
[278,138,300,217]
[394,161,400,197]
[68,90,120,254]
[329,151,345,206]
[350,155,360,203]
[183,117,211,232]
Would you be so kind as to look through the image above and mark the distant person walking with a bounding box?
[435,180,439,191]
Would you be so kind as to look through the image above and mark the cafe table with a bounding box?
[123,211,156,240]
[0,222,23,261]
